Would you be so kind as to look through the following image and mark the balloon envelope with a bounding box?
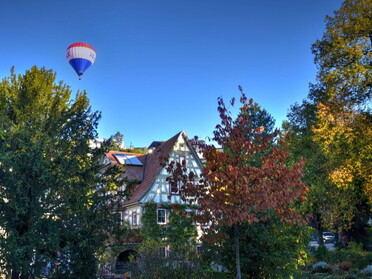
[66,42,96,79]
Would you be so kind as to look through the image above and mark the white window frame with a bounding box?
[157,208,167,225]
[132,211,137,226]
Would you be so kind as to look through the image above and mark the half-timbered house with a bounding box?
[103,131,204,276]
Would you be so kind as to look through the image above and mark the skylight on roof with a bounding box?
[113,154,143,166]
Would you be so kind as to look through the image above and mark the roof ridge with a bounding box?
[107,151,146,157]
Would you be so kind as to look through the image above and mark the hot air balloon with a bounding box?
[66,42,96,80]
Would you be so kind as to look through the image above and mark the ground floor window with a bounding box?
[132,211,137,226]
[159,245,169,258]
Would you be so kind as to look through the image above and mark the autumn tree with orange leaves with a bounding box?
[163,87,308,279]
[285,0,371,246]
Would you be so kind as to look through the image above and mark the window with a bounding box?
[159,246,169,258]
[132,211,137,226]
[157,209,166,224]
[170,180,180,194]
[179,155,186,167]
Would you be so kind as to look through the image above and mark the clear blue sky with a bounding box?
[1,0,342,147]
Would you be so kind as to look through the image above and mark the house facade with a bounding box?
[103,131,204,276]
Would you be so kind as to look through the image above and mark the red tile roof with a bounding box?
[106,132,182,205]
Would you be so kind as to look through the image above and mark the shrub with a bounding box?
[330,242,372,269]
[332,264,339,273]
[338,261,352,271]
[361,265,372,275]
[312,261,330,273]
[204,219,310,279]
[313,245,329,262]
[129,240,198,279]
[312,241,372,270]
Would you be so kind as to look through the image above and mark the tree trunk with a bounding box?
[11,270,30,279]
[340,229,350,246]
[317,228,324,246]
[11,271,20,279]
[233,224,241,279]
[315,214,324,246]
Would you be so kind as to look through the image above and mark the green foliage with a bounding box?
[311,0,371,238]
[129,240,233,279]
[0,66,124,278]
[166,210,198,254]
[121,148,148,154]
[141,202,197,252]
[105,131,125,150]
[285,100,332,247]
[297,271,369,279]
[238,101,276,138]
[312,261,331,273]
[203,216,310,278]
[129,239,193,279]
[132,202,200,278]
[105,131,148,154]
[314,246,330,262]
[140,202,166,241]
[285,0,371,246]
[311,242,372,270]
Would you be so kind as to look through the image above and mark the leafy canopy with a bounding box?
[0,66,124,278]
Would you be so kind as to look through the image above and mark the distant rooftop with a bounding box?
[89,138,124,149]
[148,141,164,149]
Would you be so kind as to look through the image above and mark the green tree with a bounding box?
[104,132,148,154]
[0,67,124,278]
[203,216,309,279]
[287,0,371,245]
[284,101,331,246]
[238,101,275,136]
[106,131,125,150]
